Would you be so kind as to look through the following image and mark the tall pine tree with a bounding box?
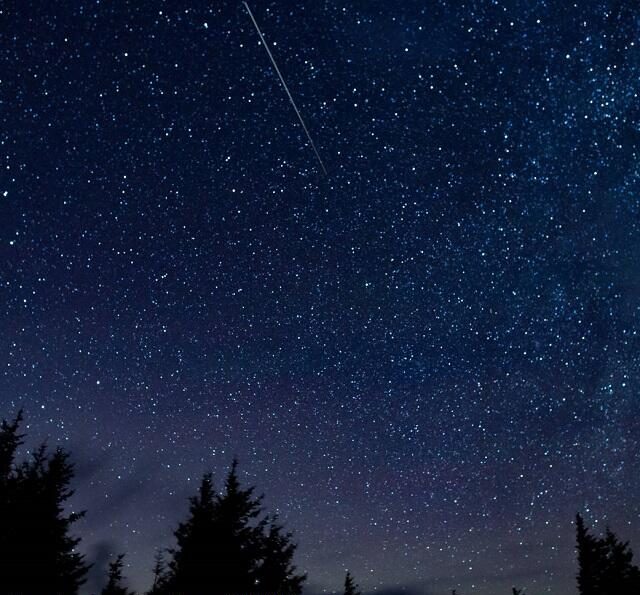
[0,411,24,588]
[163,459,305,595]
[254,518,305,594]
[0,413,89,594]
[211,459,265,592]
[165,472,221,593]
[577,513,601,595]
[576,513,640,595]
[600,527,640,594]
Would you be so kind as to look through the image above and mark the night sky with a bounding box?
[2,1,640,593]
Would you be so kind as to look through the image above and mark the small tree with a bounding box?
[101,554,134,595]
[344,571,361,595]
[146,549,169,594]
[0,410,23,482]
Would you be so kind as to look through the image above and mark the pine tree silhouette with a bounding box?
[0,413,89,595]
[0,410,23,482]
[101,554,135,595]
[146,549,169,594]
[0,411,24,590]
[211,459,265,592]
[254,518,305,594]
[344,571,361,595]
[576,513,640,595]
[600,527,640,594]
[577,513,601,595]
[163,459,305,595]
[165,472,219,593]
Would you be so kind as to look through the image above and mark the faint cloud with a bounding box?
[84,539,117,595]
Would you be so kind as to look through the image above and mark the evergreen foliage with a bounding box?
[0,412,89,595]
[344,570,362,595]
[101,554,135,595]
[163,458,305,595]
[255,518,306,594]
[576,513,640,595]
[5,408,640,595]
[146,549,169,594]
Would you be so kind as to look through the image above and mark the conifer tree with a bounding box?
[146,549,168,594]
[344,571,361,595]
[600,527,640,594]
[577,513,601,595]
[212,458,265,592]
[165,472,219,594]
[254,518,305,594]
[0,413,89,594]
[0,410,22,482]
[576,513,640,595]
[163,459,305,595]
[101,554,134,595]
[164,462,265,594]
[0,411,23,586]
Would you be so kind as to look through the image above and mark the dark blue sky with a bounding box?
[1,1,639,593]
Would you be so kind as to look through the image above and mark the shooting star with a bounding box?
[243,2,328,176]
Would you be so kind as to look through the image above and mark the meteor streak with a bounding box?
[243,2,328,176]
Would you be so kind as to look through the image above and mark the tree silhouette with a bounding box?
[0,410,23,483]
[146,549,169,594]
[0,412,89,594]
[101,554,135,595]
[254,518,305,594]
[209,459,265,592]
[577,513,602,595]
[0,411,24,588]
[576,513,640,595]
[163,459,305,595]
[600,527,640,594]
[164,472,220,593]
[344,571,361,595]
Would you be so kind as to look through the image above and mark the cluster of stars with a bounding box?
[1,1,639,594]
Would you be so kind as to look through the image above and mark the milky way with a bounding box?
[1,1,639,594]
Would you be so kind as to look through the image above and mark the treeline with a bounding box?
[0,411,638,595]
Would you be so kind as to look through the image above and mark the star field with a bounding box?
[1,1,639,593]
